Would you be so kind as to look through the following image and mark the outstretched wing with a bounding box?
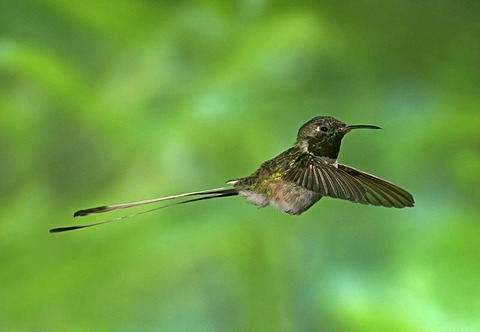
[338,164,414,208]
[285,154,414,208]
[285,155,366,203]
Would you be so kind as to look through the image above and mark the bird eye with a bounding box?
[319,126,329,132]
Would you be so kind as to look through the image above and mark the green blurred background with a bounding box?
[1,1,479,331]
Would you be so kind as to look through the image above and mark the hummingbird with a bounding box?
[50,116,414,233]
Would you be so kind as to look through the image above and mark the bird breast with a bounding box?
[238,180,322,215]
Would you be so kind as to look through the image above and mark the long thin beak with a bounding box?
[345,124,381,132]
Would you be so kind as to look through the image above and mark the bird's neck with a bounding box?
[297,137,342,161]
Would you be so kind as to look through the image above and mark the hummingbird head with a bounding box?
[296,116,381,159]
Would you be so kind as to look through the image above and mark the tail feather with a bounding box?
[74,187,237,217]
[50,187,238,233]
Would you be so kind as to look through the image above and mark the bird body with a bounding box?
[227,147,323,215]
[228,116,413,214]
[50,116,414,233]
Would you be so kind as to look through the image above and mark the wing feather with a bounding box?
[284,155,366,202]
[284,154,414,208]
[338,164,414,208]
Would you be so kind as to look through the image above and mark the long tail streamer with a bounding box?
[50,188,238,233]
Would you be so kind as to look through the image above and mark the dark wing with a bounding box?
[285,154,366,202]
[338,164,415,208]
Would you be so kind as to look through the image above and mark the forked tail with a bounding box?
[50,187,238,233]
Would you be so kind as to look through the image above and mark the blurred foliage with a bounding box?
[1,0,479,331]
